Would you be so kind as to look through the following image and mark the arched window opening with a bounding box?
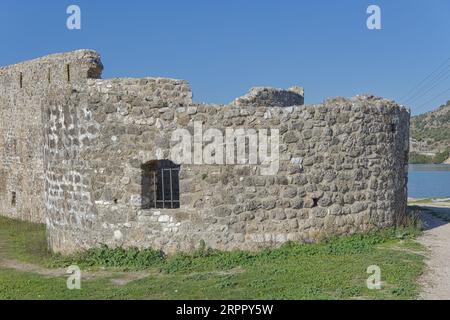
[141,160,180,209]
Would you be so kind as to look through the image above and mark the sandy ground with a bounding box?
[418,209,450,300]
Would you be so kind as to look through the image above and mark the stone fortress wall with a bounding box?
[0,50,102,223]
[0,50,410,254]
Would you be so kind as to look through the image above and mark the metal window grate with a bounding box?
[142,160,180,209]
[151,167,180,209]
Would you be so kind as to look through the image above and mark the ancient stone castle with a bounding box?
[0,50,410,254]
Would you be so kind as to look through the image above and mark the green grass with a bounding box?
[0,216,53,265]
[0,216,426,300]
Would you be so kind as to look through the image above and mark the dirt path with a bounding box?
[0,239,151,286]
[418,209,450,300]
[0,257,151,285]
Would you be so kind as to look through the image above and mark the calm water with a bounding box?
[408,164,450,199]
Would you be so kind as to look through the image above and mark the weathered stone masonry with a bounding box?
[0,50,410,254]
[0,50,101,223]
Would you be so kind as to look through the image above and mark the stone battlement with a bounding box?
[233,86,304,107]
[0,50,103,92]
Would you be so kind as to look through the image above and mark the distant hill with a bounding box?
[410,100,450,164]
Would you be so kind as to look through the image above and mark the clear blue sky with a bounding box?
[1,1,449,115]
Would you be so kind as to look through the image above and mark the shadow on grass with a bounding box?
[409,205,450,231]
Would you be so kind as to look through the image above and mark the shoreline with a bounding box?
[408,197,450,207]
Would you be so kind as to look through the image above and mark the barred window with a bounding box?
[141,160,180,209]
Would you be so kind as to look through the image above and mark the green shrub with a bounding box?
[49,225,421,273]
[51,245,165,269]
[432,149,449,163]
[409,152,433,164]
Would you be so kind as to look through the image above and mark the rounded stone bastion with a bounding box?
[0,50,410,255]
[44,80,410,254]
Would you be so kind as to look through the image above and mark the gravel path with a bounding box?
[418,209,450,300]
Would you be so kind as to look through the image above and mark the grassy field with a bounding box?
[0,216,425,300]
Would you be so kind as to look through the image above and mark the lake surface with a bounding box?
[408,164,450,199]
